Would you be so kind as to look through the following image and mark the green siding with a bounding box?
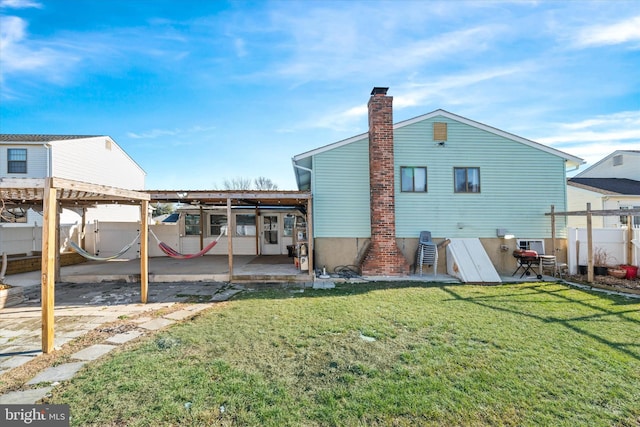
[311,114,568,239]
[394,117,567,238]
[313,139,371,237]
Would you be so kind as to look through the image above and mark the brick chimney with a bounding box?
[360,87,410,276]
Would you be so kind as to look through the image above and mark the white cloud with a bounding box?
[301,65,527,132]
[127,125,216,140]
[0,15,80,84]
[534,111,640,169]
[0,0,42,9]
[539,111,640,145]
[574,15,640,48]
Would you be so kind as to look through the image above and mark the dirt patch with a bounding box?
[565,273,640,295]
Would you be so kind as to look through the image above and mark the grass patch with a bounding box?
[46,282,640,426]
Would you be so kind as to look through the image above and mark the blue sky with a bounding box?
[1,0,639,190]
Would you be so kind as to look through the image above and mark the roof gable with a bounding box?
[293,109,584,168]
[574,150,640,179]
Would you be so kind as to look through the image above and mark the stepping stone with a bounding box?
[138,318,175,331]
[71,344,116,361]
[0,355,36,370]
[186,304,213,314]
[164,310,197,321]
[0,387,53,404]
[106,330,142,344]
[27,361,86,385]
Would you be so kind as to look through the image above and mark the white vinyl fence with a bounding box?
[82,222,180,259]
[0,224,74,256]
[1,222,186,259]
[567,227,640,274]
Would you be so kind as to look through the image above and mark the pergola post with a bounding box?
[41,178,57,354]
[140,200,149,303]
[307,197,314,280]
[227,197,233,281]
[199,205,204,250]
[550,204,556,257]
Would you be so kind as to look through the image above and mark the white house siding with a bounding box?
[313,138,371,237]
[566,186,605,228]
[394,116,568,239]
[1,143,49,178]
[576,151,640,180]
[50,137,145,189]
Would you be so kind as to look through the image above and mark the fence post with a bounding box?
[587,203,593,284]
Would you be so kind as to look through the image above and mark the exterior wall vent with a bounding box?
[433,122,447,141]
[613,154,623,166]
[105,139,112,151]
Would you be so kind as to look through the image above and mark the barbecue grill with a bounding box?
[512,249,542,279]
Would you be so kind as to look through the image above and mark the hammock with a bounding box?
[149,228,226,260]
[69,232,141,262]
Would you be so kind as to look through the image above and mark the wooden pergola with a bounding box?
[1,177,151,353]
[2,180,313,354]
[547,203,640,283]
[147,189,313,281]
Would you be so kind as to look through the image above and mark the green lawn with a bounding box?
[47,282,640,426]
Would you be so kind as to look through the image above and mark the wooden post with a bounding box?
[54,203,61,282]
[587,203,593,284]
[227,197,233,281]
[81,208,87,248]
[550,205,556,257]
[41,178,57,354]
[307,197,314,279]
[140,200,149,303]
[255,207,260,255]
[199,205,204,250]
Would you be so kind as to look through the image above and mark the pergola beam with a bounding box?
[547,203,639,284]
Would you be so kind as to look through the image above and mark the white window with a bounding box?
[517,239,544,254]
[620,206,640,227]
[7,148,27,173]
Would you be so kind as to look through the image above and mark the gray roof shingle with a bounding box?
[0,134,100,142]
[568,177,640,195]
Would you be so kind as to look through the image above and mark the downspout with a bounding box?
[44,143,52,177]
[292,162,313,190]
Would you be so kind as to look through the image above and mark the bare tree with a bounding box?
[217,176,279,190]
[254,176,278,190]
[222,177,253,190]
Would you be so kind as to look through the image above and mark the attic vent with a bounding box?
[105,139,112,150]
[613,154,623,166]
[433,122,447,141]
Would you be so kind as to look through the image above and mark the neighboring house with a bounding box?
[292,87,584,275]
[1,134,146,254]
[567,150,640,228]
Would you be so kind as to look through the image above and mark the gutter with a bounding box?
[292,160,313,191]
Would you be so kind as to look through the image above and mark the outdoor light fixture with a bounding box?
[497,228,515,239]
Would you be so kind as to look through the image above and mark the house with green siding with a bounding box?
[292,87,584,276]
